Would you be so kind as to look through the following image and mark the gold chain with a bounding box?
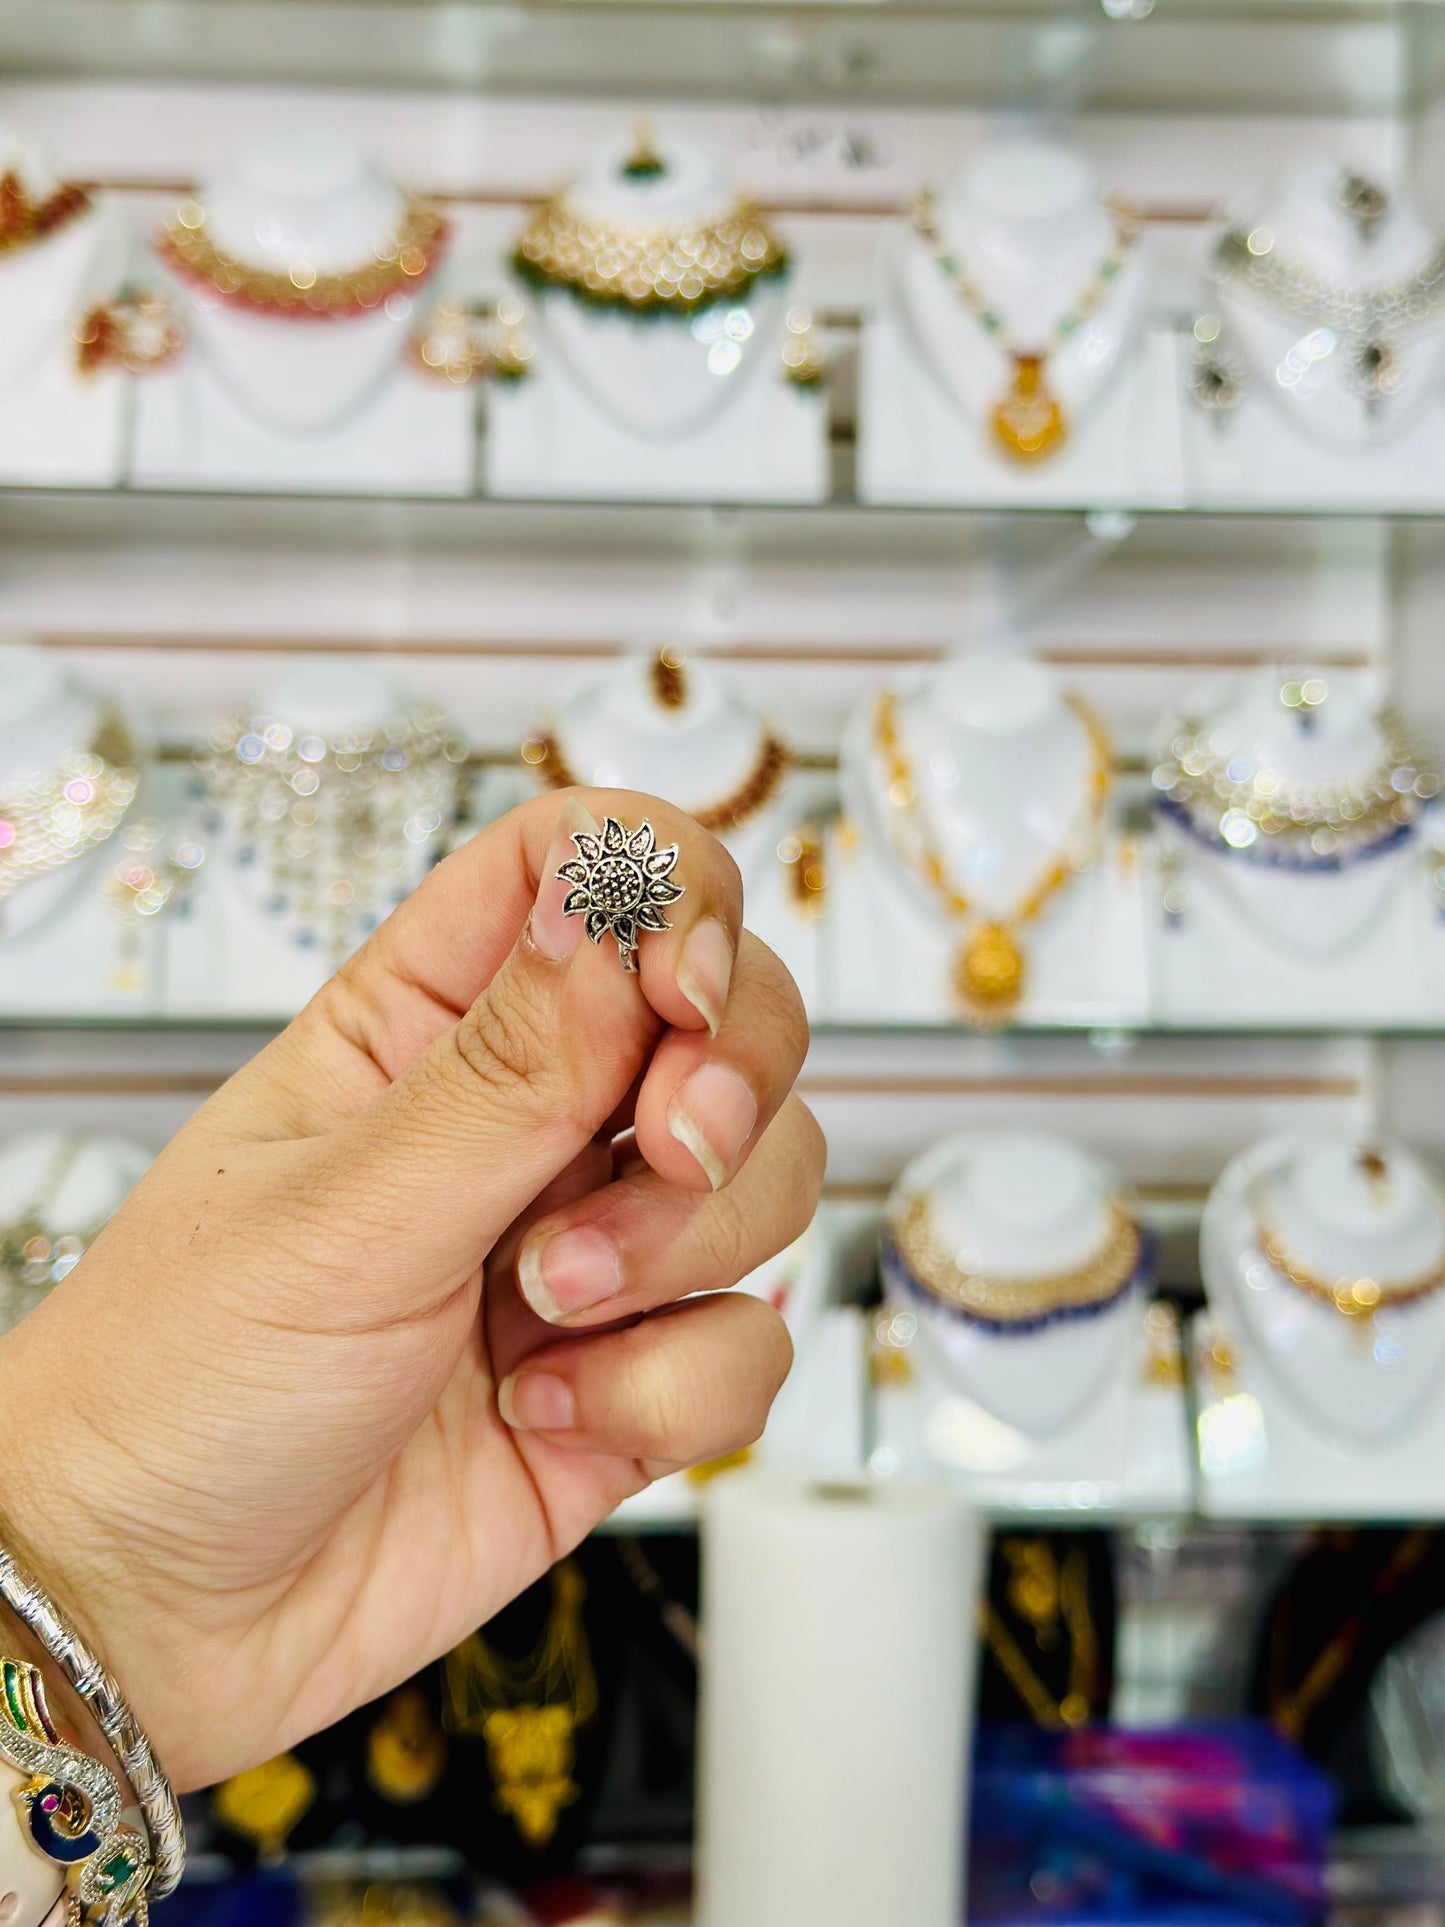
[872,688,1112,1021]
[890,1191,1141,1327]
[0,171,90,256]
[981,1542,1100,1729]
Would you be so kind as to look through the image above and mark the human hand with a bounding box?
[0,791,821,1791]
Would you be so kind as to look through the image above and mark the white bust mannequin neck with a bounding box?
[0,641,96,783]
[265,661,399,737]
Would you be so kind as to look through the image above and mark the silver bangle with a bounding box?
[0,1547,185,1914]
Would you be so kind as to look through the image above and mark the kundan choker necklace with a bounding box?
[912,190,1139,459]
[873,689,1113,1022]
[883,1192,1144,1332]
[0,170,90,256]
[523,729,791,838]
[512,193,787,315]
[1154,687,1438,869]
[1212,215,1445,402]
[158,195,448,320]
[0,716,138,910]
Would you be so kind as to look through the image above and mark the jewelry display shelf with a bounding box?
[0,0,1426,117]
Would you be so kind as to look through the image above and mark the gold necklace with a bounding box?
[157,195,448,320]
[912,191,1138,460]
[523,728,793,838]
[441,1560,597,1850]
[365,1684,448,1805]
[1250,1172,1445,1321]
[0,171,90,256]
[888,1191,1142,1330]
[512,194,788,315]
[982,1540,1100,1729]
[872,688,1112,1022]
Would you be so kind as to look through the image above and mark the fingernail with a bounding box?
[518,1224,622,1323]
[676,917,733,1037]
[668,1064,758,1191]
[528,798,601,962]
[498,1370,576,1432]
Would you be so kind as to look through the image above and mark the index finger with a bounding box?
[236,787,746,1132]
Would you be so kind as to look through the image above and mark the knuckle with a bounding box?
[694,1195,752,1287]
[454,977,554,1096]
[628,1344,697,1452]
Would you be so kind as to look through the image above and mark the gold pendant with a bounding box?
[211,1752,316,1861]
[366,1686,448,1805]
[992,353,1066,461]
[955,920,1026,1021]
[481,1703,580,1847]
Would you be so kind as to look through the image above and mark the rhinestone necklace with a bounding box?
[912,190,1138,460]
[872,689,1113,1023]
[198,707,468,961]
[1153,697,1437,869]
[1212,221,1445,401]
[883,1191,1143,1331]
[0,715,138,909]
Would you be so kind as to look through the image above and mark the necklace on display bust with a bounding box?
[523,727,793,839]
[1249,1164,1445,1323]
[1211,200,1445,403]
[883,1192,1145,1334]
[911,189,1139,460]
[0,715,138,910]
[0,1139,109,1333]
[872,688,1112,1023]
[157,194,449,320]
[198,707,468,961]
[512,135,788,316]
[0,169,89,256]
[1153,681,1438,869]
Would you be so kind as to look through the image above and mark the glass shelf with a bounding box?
[1,0,1430,115]
[0,485,1431,569]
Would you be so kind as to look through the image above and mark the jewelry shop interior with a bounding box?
[7,0,1445,1921]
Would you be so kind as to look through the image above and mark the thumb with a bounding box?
[321,797,662,1304]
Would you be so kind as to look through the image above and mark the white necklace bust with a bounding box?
[160,127,434,434]
[898,137,1147,434]
[1206,163,1445,447]
[1202,1132,1445,1447]
[884,1128,1141,1437]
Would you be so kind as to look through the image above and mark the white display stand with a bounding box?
[0,645,159,1015]
[1149,669,1443,1027]
[858,139,1184,509]
[0,134,128,486]
[869,1133,1191,1516]
[823,654,1148,1027]
[132,128,476,497]
[611,1219,865,1527]
[1196,1132,1445,1520]
[486,135,827,503]
[167,662,441,1018]
[526,650,823,1007]
[1187,165,1445,512]
[0,1129,153,1330]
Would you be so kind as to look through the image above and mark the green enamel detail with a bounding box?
[1058,314,1079,336]
[99,1850,137,1889]
[979,310,1003,333]
[1101,259,1120,278]
[3,1661,27,1733]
